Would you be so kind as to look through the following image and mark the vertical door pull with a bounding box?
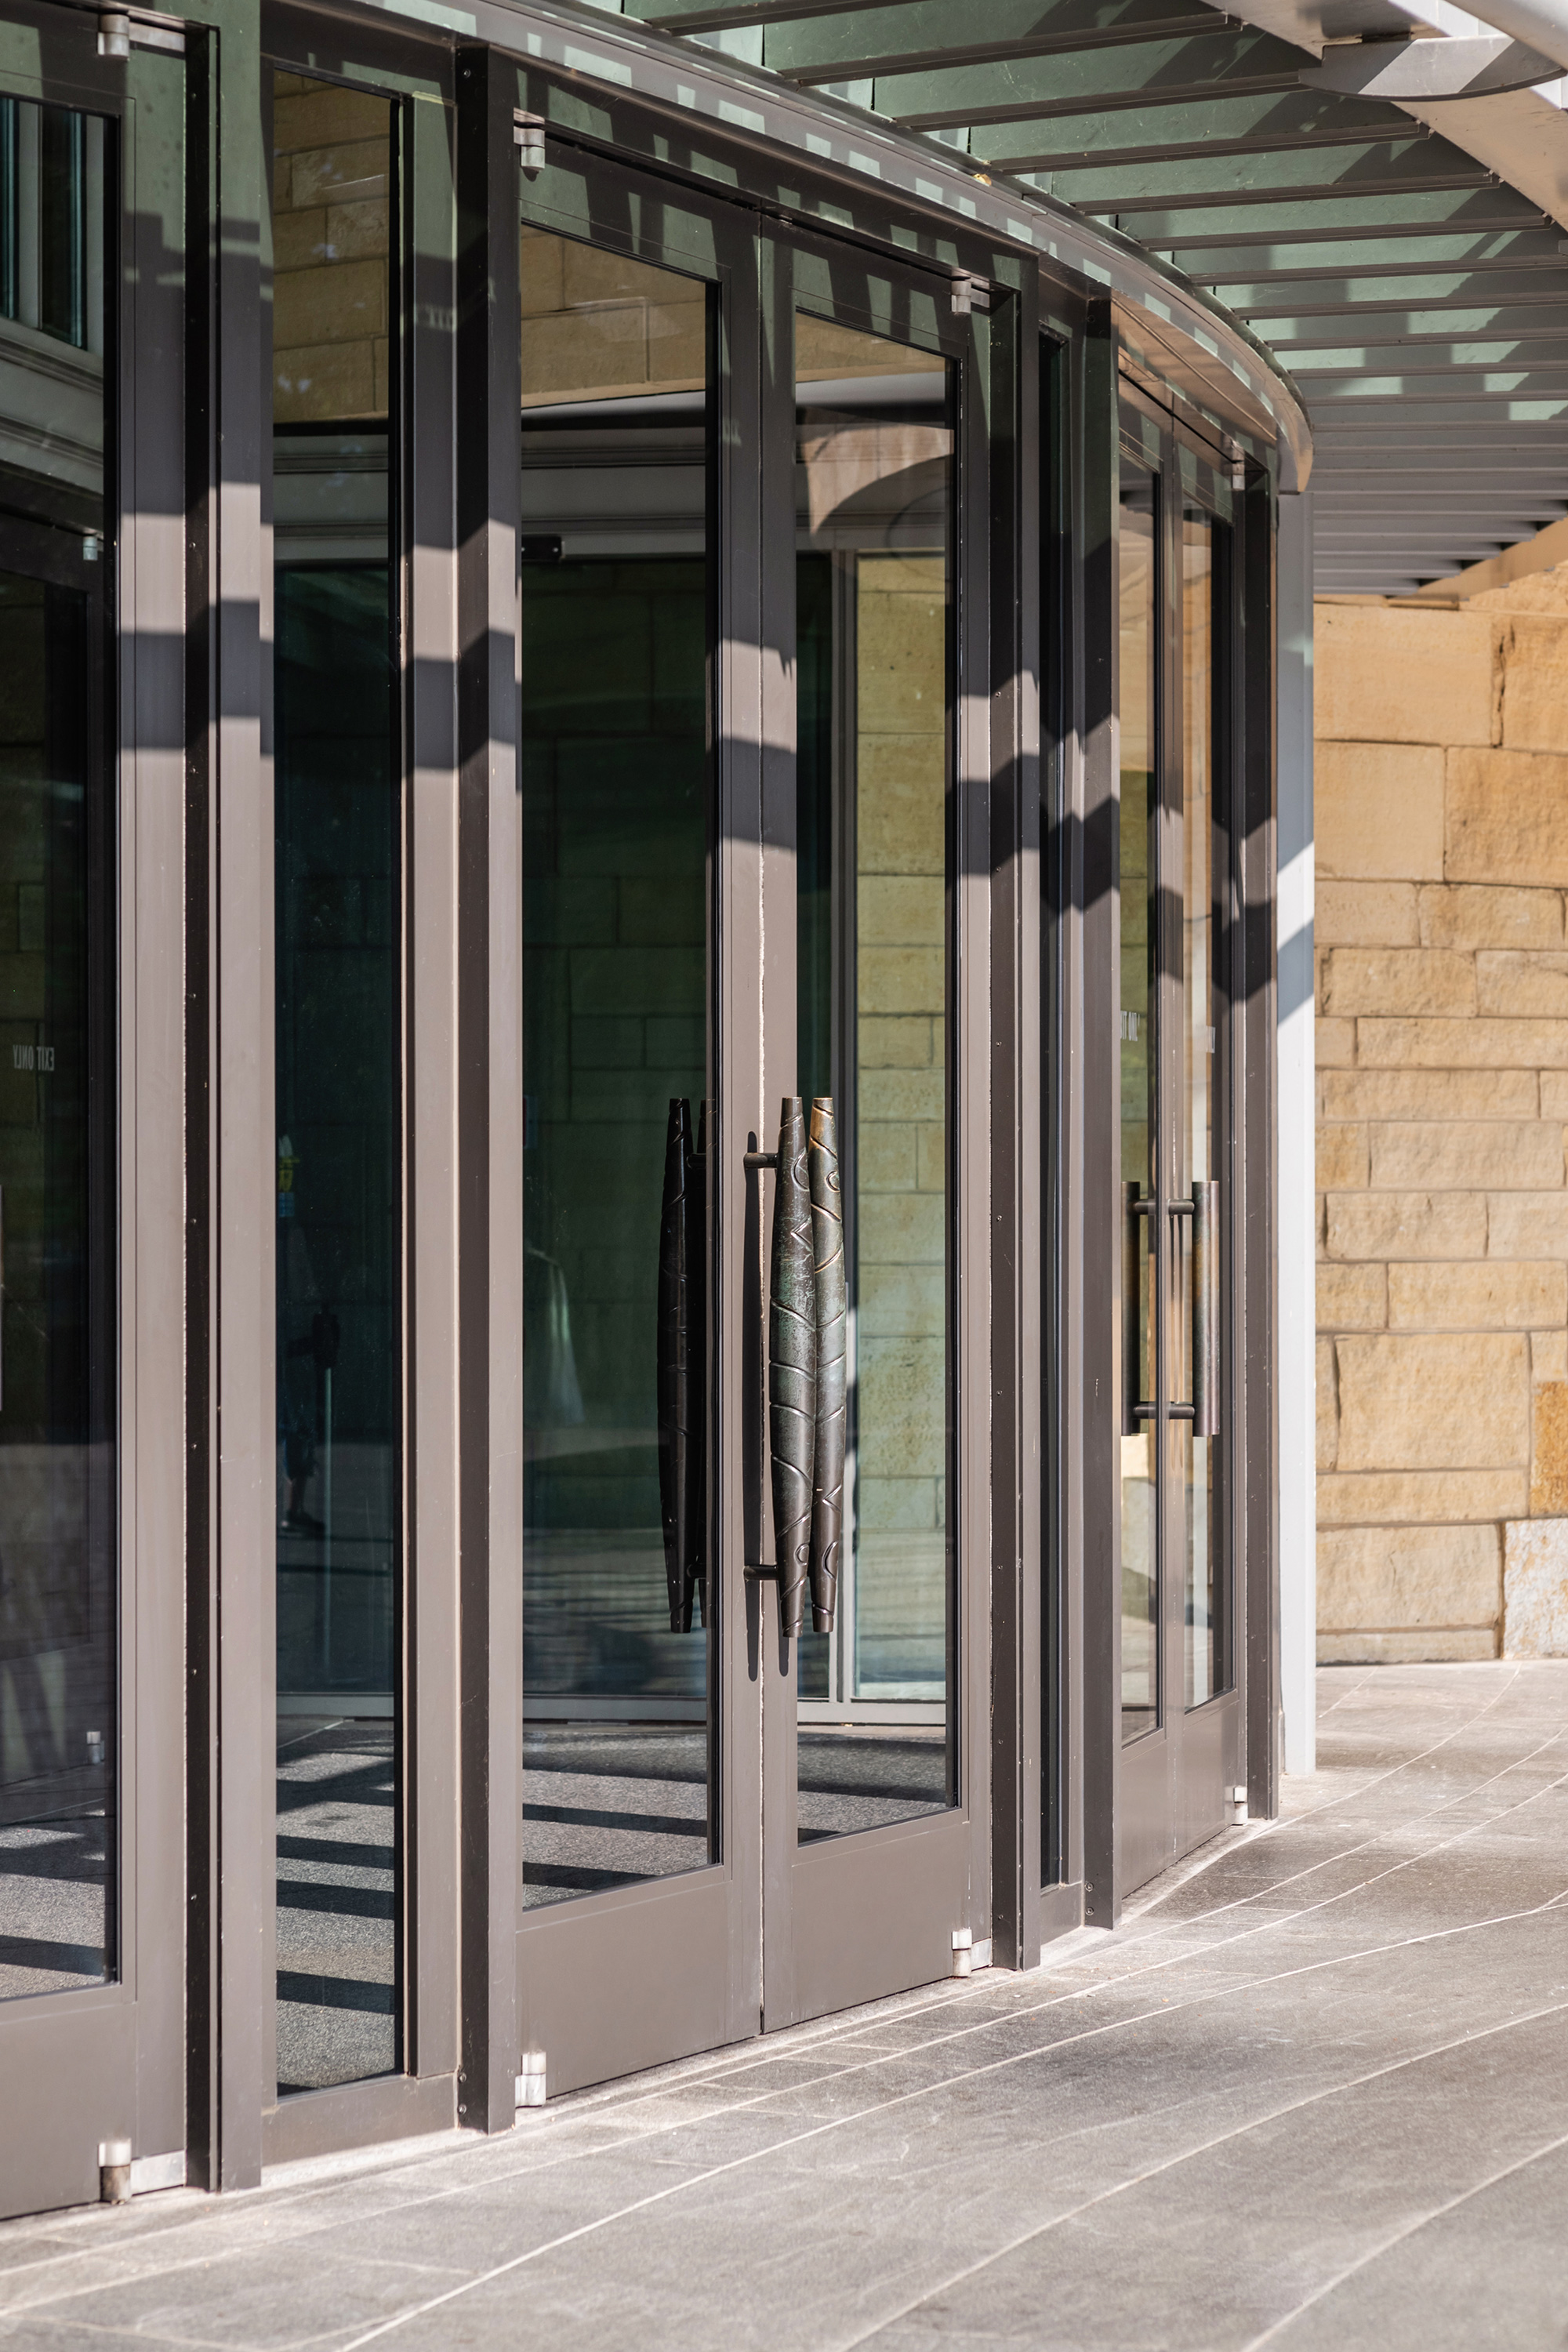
[1122,1181,1152,1435]
[657,1098,706,1631]
[807,1100,844,1632]
[1192,1178,1219,1438]
[768,1098,817,1635]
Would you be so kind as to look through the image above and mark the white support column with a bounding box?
[1276,490,1316,1775]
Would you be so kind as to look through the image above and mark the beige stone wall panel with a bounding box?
[1316,604,1494,746]
[1500,617,1568,754]
[1446,746,1568,887]
[1320,1068,1537,1121]
[1316,1628,1498,1663]
[1316,742,1445,880]
[1502,1517,1568,1653]
[1357,1017,1568,1069]
[1419,884,1563,951]
[1317,1336,1338,1471]
[1316,1123,1368,1192]
[1370,1120,1563,1190]
[1335,1331,1528,1468]
[1319,946,1475,1018]
[1318,1469,1526,1524]
[1316,1017,1356,1066]
[1487,1191,1568,1258]
[1533,1330,1568,1384]
[1475,949,1568,1018]
[1317,1522,1501,1629]
[1324,1189,1486,1261]
[1317,1263,1387,1330]
[1316,880,1418,946]
[1386,1260,1566,1330]
[1530,1381,1568,1513]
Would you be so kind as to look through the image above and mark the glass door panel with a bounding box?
[1118,458,1156,1746]
[0,96,112,2002]
[1181,509,1216,1711]
[518,231,715,1907]
[791,311,955,1841]
[270,71,401,2096]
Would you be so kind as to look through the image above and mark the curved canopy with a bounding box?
[593,0,1568,593]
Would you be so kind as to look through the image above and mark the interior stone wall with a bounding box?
[1316,568,1568,1661]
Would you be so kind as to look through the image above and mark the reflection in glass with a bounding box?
[1181,511,1216,1709]
[0,100,113,2001]
[271,73,400,2093]
[793,312,953,1840]
[1119,460,1157,1743]
[518,230,713,1907]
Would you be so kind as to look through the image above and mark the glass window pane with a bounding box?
[793,310,954,1840]
[518,230,713,1907]
[1119,459,1157,1744]
[271,72,400,2095]
[1181,509,1216,1711]
[0,100,114,2001]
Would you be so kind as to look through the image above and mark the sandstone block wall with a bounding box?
[1316,571,1568,1660]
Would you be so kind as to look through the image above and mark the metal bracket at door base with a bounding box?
[515,2052,546,2110]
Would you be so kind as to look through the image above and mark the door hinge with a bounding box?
[514,113,547,176]
[950,272,991,318]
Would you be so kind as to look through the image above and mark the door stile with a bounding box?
[985,272,1043,1976]
[756,228,800,2031]
[1080,304,1120,1933]
[403,70,462,2098]
[454,41,524,2136]
[953,278,996,1971]
[1240,465,1279,1825]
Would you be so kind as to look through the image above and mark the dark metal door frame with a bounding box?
[1108,370,1247,1905]
[0,1,187,2221]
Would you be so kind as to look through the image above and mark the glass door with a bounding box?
[509,145,763,2100]
[0,16,187,2216]
[759,238,990,2028]
[1116,392,1239,1896]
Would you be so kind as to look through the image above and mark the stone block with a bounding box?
[1316,1018,1356,1068]
[858,875,943,946]
[1316,603,1494,746]
[1487,1192,1568,1258]
[860,1068,943,1123]
[1317,1469,1526,1524]
[1356,1017,1568,1069]
[859,1015,935,1070]
[1317,1522,1501,1630]
[857,945,943,1018]
[856,738,945,875]
[1320,947,1474,1019]
[1316,1628,1497,1664]
[518,227,565,318]
[1387,1260,1566,1330]
[1335,1330,1528,1468]
[1502,1517,1568,1654]
[1531,1381,1568,1513]
[1542,1071,1568,1119]
[858,1264,945,1338]
[1316,880,1419,948]
[274,256,385,349]
[1479,951,1568,1018]
[858,1192,945,1267]
[1317,1262,1386,1330]
[274,84,390,157]
[1370,1121,1563,1191]
[1500,616,1568,755]
[1324,1190,1486,1262]
[1446,746,1568,886]
[916,1124,945,1193]
[858,1121,917,1192]
[1534,1330,1568,1385]
[1319,1067,1537,1121]
[324,196,389,263]
[1316,742,1445,880]
[1316,1123,1367,1191]
[1419,884,1563,951]
[1317,1336,1338,1472]
[274,339,376,425]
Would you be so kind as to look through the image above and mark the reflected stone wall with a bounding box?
[272,78,390,424]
